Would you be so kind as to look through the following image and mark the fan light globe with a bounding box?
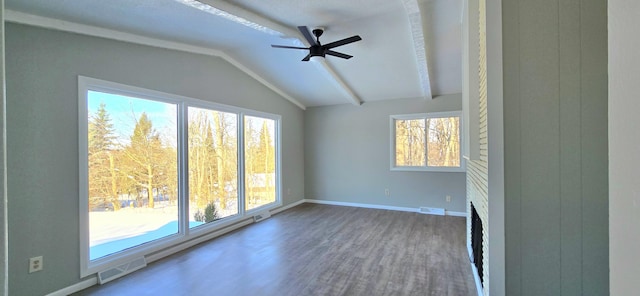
[310,55,323,63]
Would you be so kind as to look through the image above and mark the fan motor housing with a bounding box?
[309,45,325,57]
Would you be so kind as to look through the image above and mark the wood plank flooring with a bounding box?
[74,204,476,296]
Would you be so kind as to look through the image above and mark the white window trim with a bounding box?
[390,111,465,173]
[78,76,282,277]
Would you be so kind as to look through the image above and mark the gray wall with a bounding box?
[609,0,640,294]
[305,95,466,212]
[502,0,608,295]
[1,1,7,294]
[5,23,304,295]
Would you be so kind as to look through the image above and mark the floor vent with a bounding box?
[418,207,445,216]
[98,257,147,285]
[254,210,271,222]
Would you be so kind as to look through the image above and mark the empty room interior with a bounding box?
[0,0,638,295]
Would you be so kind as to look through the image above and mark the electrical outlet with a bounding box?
[287,188,291,196]
[29,256,43,273]
[446,195,452,202]
[385,189,390,196]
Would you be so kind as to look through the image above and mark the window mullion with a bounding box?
[423,118,429,168]
[178,102,190,237]
[237,113,246,217]
[275,119,282,209]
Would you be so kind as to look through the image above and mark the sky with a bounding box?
[87,90,276,147]
[88,90,178,146]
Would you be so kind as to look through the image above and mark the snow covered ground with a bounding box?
[89,203,238,260]
[90,206,180,246]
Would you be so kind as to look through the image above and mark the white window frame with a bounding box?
[390,111,465,172]
[79,76,282,277]
[240,111,283,215]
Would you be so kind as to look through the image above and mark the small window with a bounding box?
[391,112,463,172]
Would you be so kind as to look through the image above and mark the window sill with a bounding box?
[390,166,466,173]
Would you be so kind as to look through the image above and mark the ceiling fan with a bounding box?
[271,26,362,61]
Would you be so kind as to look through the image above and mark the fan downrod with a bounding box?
[312,28,324,44]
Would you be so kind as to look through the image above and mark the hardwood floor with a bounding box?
[74,204,476,296]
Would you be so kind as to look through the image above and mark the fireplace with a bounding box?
[471,202,484,285]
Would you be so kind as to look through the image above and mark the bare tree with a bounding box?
[122,113,168,208]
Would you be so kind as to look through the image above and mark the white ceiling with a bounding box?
[5,0,462,108]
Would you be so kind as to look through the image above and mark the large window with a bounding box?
[85,91,179,261]
[391,112,463,172]
[79,77,281,276]
[188,107,239,227]
[244,116,277,211]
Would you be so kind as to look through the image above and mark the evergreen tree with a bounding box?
[88,102,121,210]
[88,102,116,154]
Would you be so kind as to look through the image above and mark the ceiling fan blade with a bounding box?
[302,54,312,61]
[323,35,362,49]
[271,45,308,50]
[298,26,317,46]
[326,50,353,59]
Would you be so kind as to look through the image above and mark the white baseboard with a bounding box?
[468,244,484,296]
[470,261,484,296]
[271,199,305,215]
[46,277,97,296]
[305,199,467,217]
[304,199,420,213]
[446,210,467,217]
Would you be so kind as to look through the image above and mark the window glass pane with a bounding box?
[395,119,426,166]
[427,116,461,167]
[87,91,178,260]
[244,116,276,211]
[188,107,238,227]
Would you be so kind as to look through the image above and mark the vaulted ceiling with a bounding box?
[5,0,462,109]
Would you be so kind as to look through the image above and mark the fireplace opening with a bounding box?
[471,202,484,285]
